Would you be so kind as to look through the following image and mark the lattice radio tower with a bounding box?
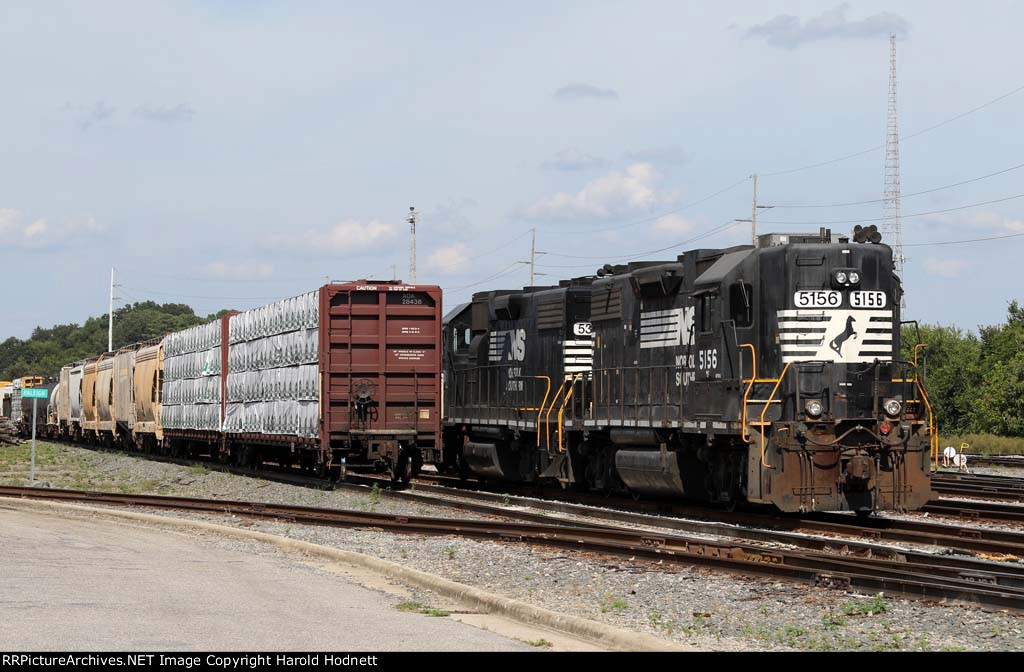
[883,34,906,306]
[406,206,418,283]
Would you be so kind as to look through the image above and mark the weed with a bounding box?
[822,614,848,630]
[422,608,450,617]
[841,594,887,617]
[395,600,449,618]
[599,595,629,613]
[368,483,382,509]
[445,546,456,560]
[525,639,552,648]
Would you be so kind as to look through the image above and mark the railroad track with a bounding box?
[2,485,1023,613]
[963,455,1024,469]
[932,472,1024,503]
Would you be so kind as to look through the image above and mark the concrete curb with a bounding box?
[0,496,689,652]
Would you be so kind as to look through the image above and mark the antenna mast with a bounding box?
[883,34,906,306]
[406,206,418,283]
[108,267,115,352]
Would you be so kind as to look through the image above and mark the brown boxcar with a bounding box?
[163,281,442,481]
[318,281,443,479]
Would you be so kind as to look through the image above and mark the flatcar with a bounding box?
[443,228,935,513]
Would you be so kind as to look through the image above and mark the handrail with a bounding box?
[913,374,939,463]
[556,374,580,453]
[740,344,756,443]
[759,361,792,469]
[543,378,571,456]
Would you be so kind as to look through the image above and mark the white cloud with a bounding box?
[553,83,618,101]
[427,243,471,274]
[273,219,398,255]
[525,163,681,221]
[0,209,105,250]
[746,3,910,49]
[924,258,968,278]
[135,103,196,123]
[651,214,695,235]
[206,261,274,279]
[541,148,607,172]
[962,211,1024,233]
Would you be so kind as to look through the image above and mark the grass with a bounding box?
[367,483,382,509]
[841,594,887,617]
[524,639,552,648]
[822,614,848,630]
[942,433,1024,456]
[394,600,449,617]
[599,595,629,613]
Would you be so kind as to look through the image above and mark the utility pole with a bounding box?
[750,174,758,246]
[406,207,418,283]
[108,267,115,352]
[391,264,397,280]
[529,228,536,286]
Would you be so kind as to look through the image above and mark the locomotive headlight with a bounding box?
[835,271,848,285]
[883,398,902,417]
[848,271,860,285]
[805,399,824,418]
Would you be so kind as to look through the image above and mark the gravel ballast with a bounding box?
[2,441,1023,651]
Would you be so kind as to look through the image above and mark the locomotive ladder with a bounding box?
[740,344,784,469]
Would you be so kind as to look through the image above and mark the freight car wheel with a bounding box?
[393,452,413,485]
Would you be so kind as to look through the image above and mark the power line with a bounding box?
[442,261,527,291]
[905,231,1024,247]
[769,161,1024,209]
[756,192,1024,227]
[545,176,751,236]
[761,80,1024,178]
[542,220,742,260]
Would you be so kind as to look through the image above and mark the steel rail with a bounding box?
[1,485,1023,612]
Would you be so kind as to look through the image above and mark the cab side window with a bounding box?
[730,282,753,328]
[699,293,718,333]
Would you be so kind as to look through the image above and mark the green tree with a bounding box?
[0,302,232,379]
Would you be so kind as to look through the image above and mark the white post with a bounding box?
[108,267,115,352]
[30,397,37,485]
[530,228,536,286]
[750,174,758,246]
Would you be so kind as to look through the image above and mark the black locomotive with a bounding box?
[443,228,935,513]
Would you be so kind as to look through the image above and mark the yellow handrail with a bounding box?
[759,361,792,469]
[913,375,939,463]
[543,378,571,455]
[556,374,580,453]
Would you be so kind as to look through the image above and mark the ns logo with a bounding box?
[507,329,526,361]
[489,328,526,363]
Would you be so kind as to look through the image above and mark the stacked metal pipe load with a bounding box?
[224,291,319,437]
[161,321,222,431]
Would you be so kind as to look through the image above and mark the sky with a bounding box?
[2,1,1023,339]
